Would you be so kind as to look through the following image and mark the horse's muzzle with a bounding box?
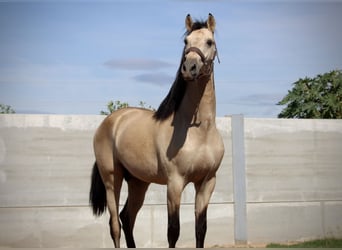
[181,47,214,81]
[181,49,204,80]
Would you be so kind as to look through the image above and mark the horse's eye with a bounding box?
[206,39,213,47]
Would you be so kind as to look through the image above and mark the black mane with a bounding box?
[153,20,207,121]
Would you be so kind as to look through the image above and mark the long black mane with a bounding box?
[153,20,208,121]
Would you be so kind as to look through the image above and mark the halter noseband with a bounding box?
[185,47,207,64]
[183,45,220,77]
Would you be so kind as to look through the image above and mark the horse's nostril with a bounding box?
[182,64,186,72]
[190,64,196,72]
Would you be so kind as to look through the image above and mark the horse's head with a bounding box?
[181,13,218,81]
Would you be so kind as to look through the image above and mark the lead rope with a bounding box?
[214,45,220,64]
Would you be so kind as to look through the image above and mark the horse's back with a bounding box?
[95,107,154,139]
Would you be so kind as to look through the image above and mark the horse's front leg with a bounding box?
[167,176,185,248]
[194,174,216,248]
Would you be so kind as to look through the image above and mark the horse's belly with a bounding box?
[115,121,167,184]
[121,155,167,185]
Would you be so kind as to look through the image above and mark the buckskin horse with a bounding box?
[90,13,224,248]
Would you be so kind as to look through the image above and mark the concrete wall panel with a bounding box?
[247,202,324,244]
[323,201,342,238]
[244,119,342,202]
[0,206,111,248]
[1,115,342,247]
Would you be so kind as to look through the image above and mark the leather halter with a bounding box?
[185,47,207,64]
[183,45,220,77]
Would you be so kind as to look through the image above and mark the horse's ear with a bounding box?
[185,14,193,32]
[207,13,216,32]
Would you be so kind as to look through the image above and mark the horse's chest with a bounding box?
[173,130,224,179]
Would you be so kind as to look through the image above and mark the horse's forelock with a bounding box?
[185,20,208,36]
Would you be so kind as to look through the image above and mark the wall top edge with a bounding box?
[0,114,105,131]
[0,114,341,131]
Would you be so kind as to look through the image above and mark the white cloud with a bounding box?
[133,72,174,86]
[104,58,174,71]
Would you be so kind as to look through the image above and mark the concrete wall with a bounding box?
[0,114,341,247]
[244,119,342,244]
[227,116,342,245]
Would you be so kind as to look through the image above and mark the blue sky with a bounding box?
[1,1,342,117]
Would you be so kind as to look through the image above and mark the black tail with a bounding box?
[89,162,107,216]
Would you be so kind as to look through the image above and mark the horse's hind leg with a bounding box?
[120,176,149,248]
[98,159,124,247]
[106,179,123,247]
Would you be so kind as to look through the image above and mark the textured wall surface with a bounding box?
[0,115,341,247]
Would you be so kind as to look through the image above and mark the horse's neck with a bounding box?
[177,74,216,129]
